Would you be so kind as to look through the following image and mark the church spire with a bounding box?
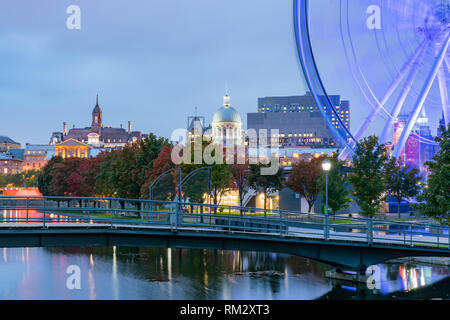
[92,94,103,131]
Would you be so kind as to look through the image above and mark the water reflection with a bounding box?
[1,209,70,223]
[0,247,448,300]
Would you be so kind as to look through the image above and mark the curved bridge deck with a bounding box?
[0,195,449,271]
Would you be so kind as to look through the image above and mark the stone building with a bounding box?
[50,96,147,148]
[0,136,21,151]
[55,139,90,159]
[23,144,55,171]
[0,152,23,175]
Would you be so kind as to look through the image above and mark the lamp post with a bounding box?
[322,159,332,214]
[322,159,332,240]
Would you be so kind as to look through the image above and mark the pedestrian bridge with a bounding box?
[0,196,449,273]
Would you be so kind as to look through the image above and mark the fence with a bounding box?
[0,196,448,250]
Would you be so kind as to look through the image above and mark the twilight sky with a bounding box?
[0,0,444,145]
[0,0,306,145]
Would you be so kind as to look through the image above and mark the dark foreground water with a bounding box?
[0,247,448,300]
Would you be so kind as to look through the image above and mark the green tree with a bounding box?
[384,157,422,218]
[319,155,352,214]
[37,156,64,196]
[349,136,387,217]
[179,140,233,211]
[95,150,119,197]
[286,156,325,213]
[417,125,450,224]
[22,170,40,187]
[248,162,284,214]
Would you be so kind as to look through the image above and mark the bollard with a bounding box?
[42,198,47,229]
[280,211,283,237]
[26,198,29,224]
[324,214,329,240]
[410,224,413,247]
[228,207,231,233]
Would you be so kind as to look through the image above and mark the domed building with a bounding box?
[211,94,243,146]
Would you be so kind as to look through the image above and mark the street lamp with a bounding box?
[322,159,332,215]
[322,159,332,241]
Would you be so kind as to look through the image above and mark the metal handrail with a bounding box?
[0,195,448,250]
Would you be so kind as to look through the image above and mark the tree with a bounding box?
[229,153,249,211]
[22,170,40,187]
[349,136,387,218]
[135,134,171,198]
[95,134,170,201]
[50,158,85,196]
[143,145,177,201]
[179,140,233,211]
[248,162,284,214]
[417,125,450,224]
[319,155,352,214]
[286,156,325,213]
[38,156,64,196]
[384,157,422,218]
[95,150,119,197]
[0,171,40,188]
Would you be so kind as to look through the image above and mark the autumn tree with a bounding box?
[143,145,177,201]
[286,156,325,213]
[95,134,170,202]
[38,156,64,196]
[229,153,249,211]
[134,134,171,197]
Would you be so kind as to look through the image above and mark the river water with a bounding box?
[0,246,448,300]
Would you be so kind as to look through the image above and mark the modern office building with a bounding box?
[248,93,350,148]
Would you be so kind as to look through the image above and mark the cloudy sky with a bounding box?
[0,0,444,145]
[0,0,306,144]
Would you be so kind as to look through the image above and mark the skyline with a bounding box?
[0,0,305,145]
[1,1,445,148]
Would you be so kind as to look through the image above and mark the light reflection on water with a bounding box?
[0,247,448,300]
[1,209,70,223]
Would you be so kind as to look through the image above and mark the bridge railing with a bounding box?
[0,196,448,249]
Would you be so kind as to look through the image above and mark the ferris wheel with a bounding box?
[294,0,449,160]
